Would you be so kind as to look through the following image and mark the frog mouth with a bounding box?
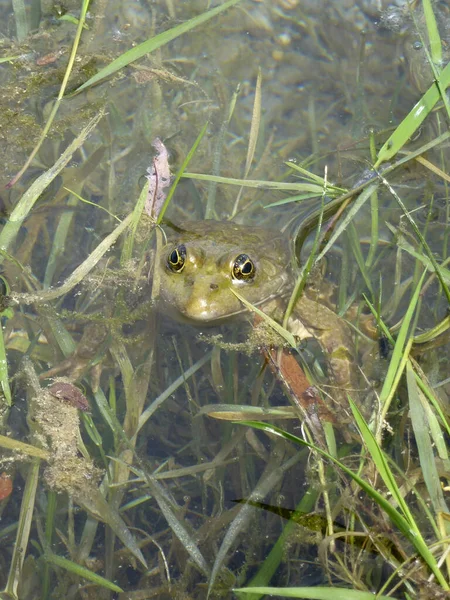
[179,289,288,325]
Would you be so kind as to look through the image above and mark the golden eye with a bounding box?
[232,254,255,281]
[167,244,187,273]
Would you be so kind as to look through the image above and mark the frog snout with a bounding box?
[182,277,230,321]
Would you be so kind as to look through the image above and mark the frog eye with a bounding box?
[232,254,255,281]
[167,244,187,273]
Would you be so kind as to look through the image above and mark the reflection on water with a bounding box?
[0,0,449,597]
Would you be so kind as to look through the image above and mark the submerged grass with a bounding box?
[73,0,243,94]
[8,0,92,188]
[234,411,449,593]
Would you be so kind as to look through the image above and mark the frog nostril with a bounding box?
[210,283,218,290]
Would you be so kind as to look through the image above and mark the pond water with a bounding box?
[0,0,449,598]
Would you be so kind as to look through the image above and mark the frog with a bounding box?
[42,219,362,412]
[157,220,359,406]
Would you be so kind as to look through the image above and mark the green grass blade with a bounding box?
[413,365,450,438]
[45,553,123,592]
[375,61,450,166]
[120,179,149,263]
[315,182,378,263]
[230,288,297,349]
[205,84,240,219]
[264,193,324,207]
[231,68,262,216]
[407,3,450,122]
[183,172,328,194]
[136,351,211,435]
[3,459,40,598]
[42,491,57,599]
[378,270,426,412]
[0,55,22,63]
[92,387,122,437]
[349,398,420,526]
[78,488,147,567]
[157,121,208,224]
[347,221,373,295]
[285,162,345,190]
[0,434,49,460]
[365,129,379,268]
[235,587,393,599]
[283,194,325,326]
[422,0,442,65]
[407,362,448,513]
[12,0,28,41]
[0,319,11,408]
[40,309,76,357]
[146,476,210,576]
[15,212,133,305]
[74,0,242,93]
[243,68,262,179]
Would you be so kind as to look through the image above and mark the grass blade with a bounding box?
[315,182,378,263]
[183,172,330,194]
[407,362,448,513]
[285,162,345,190]
[0,313,12,409]
[137,352,212,434]
[146,476,210,576]
[243,68,262,179]
[422,0,442,65]
[350,398,420,527]
[229,289,297,349]
[45,553,123,593]
[0,109,104,255]
[235,586,393,599]
[0,434,49,460]
[15,211,133,305]
[74,0,242,93]
[12,0,28,41]
[3,459,40,598]
[394,233,450,285]
[232,68,262,216]
[378,270,426,418]
[77,488,147,568]
[375,61,450,166]
[157,121,209,224]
